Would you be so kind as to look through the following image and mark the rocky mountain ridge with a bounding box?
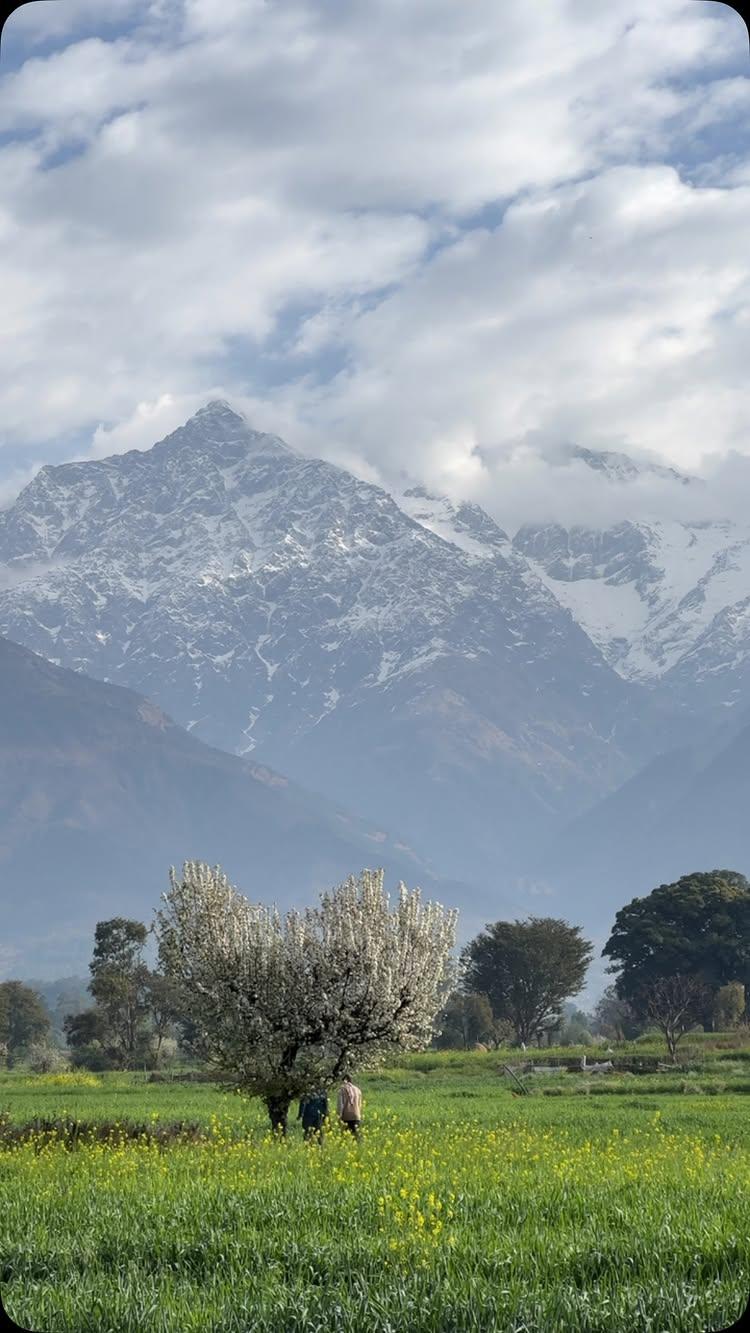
[515,515,750,712]
[0,402,667,888]
[398,452,750,720]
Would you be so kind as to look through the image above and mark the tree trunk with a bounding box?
[266,1095,291,1135]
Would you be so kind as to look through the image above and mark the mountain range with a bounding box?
[1,401,748,970]
[0,403,671,882]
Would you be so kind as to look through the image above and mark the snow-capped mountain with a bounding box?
[0,402,665,888]
[400,464,750,718]
[397,443,749,720]
[514,512,750,714]
[400,453,750,915]
[396,456,750,918]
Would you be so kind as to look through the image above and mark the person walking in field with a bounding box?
[337,1074,362,1138]
[297,1089,328,1142]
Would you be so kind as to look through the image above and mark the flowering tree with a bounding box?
[155,863,457,1131]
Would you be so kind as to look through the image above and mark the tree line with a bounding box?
[437,869,749,1059]
[2,866,748,1088]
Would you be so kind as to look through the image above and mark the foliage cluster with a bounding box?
[604,870,750,1058]
[0,980,50,1066]
[63,918,183,1071]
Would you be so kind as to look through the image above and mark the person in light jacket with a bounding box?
[337,1074,363,1138]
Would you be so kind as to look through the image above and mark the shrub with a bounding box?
[26,1041,70,1075]
[69,1044,121,1072]
[32,1072,101,1088]
[713,982,745,1032]
[150,1035,179,1067]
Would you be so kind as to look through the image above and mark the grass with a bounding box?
[1,1060,750,1331]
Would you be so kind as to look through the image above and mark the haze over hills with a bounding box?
[407,457,750,921]
[1,400,748,964]
[535,707,750,934]
[0,636,454,976]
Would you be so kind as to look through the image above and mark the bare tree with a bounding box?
[642,974,707,1062]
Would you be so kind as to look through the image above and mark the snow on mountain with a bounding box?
[396,487,512,561]
[663,590,750,714]
[398,471,750,708]
[398,447,750,720]
[0,402,663,888]
[514,518,750,689]
[503,445,750,717]
[397,448,750,922]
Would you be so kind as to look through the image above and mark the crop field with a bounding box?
[2,1056,750,1333]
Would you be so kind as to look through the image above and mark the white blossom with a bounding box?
[155,863,457,1125]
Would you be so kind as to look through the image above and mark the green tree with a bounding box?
[434,991,496,1049]
[66,920,189,1069]
[462,917,593,1046]
[558,1005,594,1047]
[81,922,153,1066]
[713,981,745,1032]
[0,981,51,1065]
[63,1008,114,1070]
[63,1007,109,1048]
[592,985,641,1041]
[603,870,750,1025]
[143,971,182,1065]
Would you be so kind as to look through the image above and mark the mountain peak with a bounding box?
[569,444,694,486]
[153,400,294,462]
[192,398,245,424]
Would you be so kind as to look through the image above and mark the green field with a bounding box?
[2,1055,749,1332]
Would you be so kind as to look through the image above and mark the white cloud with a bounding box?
[3,0,145,45]
[277,163,750,521]
[89,392,202,456]
[0,463,43,510]
[0,0,748,529]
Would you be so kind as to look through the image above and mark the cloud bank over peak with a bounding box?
[0,0,748,532]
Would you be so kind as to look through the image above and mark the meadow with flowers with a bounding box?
[2,1057,749,1332]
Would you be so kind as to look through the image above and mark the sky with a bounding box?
[1,0,750,527]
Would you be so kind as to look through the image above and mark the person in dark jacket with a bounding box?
[298,1089,329,1142]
